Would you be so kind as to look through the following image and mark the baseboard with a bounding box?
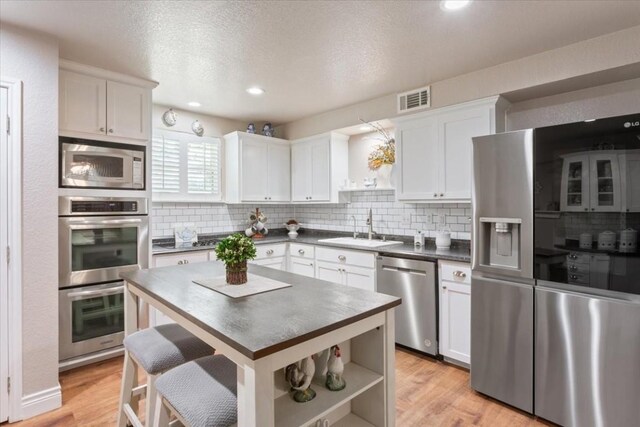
[21,384,62,420]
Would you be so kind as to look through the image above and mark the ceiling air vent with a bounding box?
[397,85,431,114]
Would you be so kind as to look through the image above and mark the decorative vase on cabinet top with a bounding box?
[376,164,393,189]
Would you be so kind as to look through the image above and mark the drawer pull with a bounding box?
[453,271,466,278]
[442,286,447,290]
[569,265,578,272]
[298,249,305,255]
[184,259,189,264]
[338,255,346,261]
[178,260,184,265]
[266,249,274,255]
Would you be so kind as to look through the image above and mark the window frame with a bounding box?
[151,129,223,203]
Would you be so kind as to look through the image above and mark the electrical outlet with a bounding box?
[437,214,446,224]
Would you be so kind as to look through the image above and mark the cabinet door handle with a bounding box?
[569,265,578,272]
[453,271,466,278]
[338,255,346,261]
[440,193,444,197]
[108,128,114,133]
[184,259,189,264]
[266,249,274,255]
[442,286,447,290]
[433,193,438,197]
[298,249,305,255]
[99,127,105,132]
[309,263,314,266]
[178,260,184,265]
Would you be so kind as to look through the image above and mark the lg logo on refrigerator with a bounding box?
[624,121,640,128]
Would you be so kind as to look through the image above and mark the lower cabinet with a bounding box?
[151,250,214,326]
[438,260,471,365]
[249,243,288,271]
[315,247,376,291]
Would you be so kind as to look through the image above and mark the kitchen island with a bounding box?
[121,262,401,427]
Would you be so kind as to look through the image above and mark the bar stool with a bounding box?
[154,355,237,427]
[117,324,215,427]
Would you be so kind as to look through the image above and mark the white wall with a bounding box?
[152,104,246,137]
[0,23,60,406]
[282,25,640,139]
[506,78,640,131]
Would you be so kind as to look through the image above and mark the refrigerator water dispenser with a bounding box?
[479,217,522,270]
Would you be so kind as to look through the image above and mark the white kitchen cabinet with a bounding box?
[151,251,212,326]
[59,70,107,137]
[560,151,624,212]
[315,247,376,292]
[224,132,291,203]
[59,63,154,142]
[620,151,640,212]
[153,251,210,268]
[395,96,507,203]
[250,243,288,271]
[289,243,315,278]
[291,132,349,203]
[106,80,150,140]
[438,107,490,200]
[439,261,471,365]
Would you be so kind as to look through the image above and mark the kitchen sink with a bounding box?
[317,237,404,248]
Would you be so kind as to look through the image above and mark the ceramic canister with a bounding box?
[436,231,451,249]
[579,233,593,249]
[619,228,637,253]
[597,231,616,251]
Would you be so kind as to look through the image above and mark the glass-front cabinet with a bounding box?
[560,154,589,212]
[560,152,622,212]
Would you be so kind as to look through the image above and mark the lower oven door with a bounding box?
[59,215,149,288]
[59,282,126,361]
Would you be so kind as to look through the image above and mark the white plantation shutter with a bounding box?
[152,134,180,192]
[152,129,222,201]
[188,139,220,194]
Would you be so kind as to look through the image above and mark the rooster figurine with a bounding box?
[325,345,346,391]
[284,355,316,402]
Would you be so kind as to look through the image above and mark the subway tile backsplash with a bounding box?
[152,190,472,240]
[151,203,293,238]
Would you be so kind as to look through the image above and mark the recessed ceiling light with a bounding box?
[246,87,265,95]
[584,119,596,122]
[360,125,372,132]
[440,0,471,11]
[187,101,201,107]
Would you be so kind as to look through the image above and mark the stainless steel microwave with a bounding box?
[60,138,145,190]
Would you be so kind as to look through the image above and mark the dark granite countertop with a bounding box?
[121,262,401,360]
[152,229,471,263]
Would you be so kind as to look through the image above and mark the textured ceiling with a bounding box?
[1,1,639,123]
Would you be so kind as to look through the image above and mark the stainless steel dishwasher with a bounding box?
[376,255,438,355]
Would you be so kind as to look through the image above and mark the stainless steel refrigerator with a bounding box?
[470,113,640,427]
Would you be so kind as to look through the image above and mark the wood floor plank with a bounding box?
[10,348,554,426]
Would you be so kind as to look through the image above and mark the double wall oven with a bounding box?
[58,196,148,365]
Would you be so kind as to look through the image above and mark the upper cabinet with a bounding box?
[224,132,291,203]
[394,96,508,203]
[290,132,349,203]
[560,150,639,213]
[59,70,107,137]
[59,61,156,143]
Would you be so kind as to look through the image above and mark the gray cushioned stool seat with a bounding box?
[123,324,214,375]
[156,355,237,427]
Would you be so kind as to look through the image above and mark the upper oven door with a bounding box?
[60,142,144,189]
[59,216,149,288]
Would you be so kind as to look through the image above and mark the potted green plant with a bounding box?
[214,233,257,285]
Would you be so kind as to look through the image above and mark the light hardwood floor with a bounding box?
[10,348,553,426]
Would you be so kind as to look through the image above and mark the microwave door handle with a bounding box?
[67,286,125,300]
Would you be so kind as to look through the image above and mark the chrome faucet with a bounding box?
[366,208,376,240]
[351,215,358,239]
